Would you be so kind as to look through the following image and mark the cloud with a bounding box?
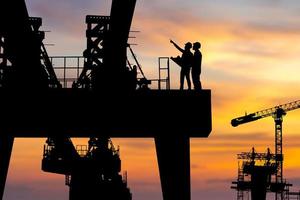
[5,1,300,200]
[4,180,68,200]
[192,187,236,200]
[288,177,300,185]
[207,132,272,141]
[24,0,300,86]
[113,138,154,151]
[130,6,300,90]
[206,178,233,185]
[25,0,112,55]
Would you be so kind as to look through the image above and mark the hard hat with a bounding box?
[185,42,192,48]
[193,42,201,49]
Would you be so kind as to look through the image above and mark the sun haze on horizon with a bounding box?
[4,0,300,200]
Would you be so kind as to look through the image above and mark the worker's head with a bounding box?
[193,42,201,50]
[185,42,192,50]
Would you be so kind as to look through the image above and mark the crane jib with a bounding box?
[231,114,262,127]
[231,99,300,127]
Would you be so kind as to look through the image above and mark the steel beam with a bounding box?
[0,136,14,200]
[0,89,212,138]
[155,136,190,200]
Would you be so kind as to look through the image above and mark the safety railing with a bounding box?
[49,56,84,88]
[49,56,170,90]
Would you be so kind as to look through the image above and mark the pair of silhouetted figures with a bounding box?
[170,40,202,90]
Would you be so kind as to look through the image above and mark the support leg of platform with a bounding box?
[0,136,14,200]
[155,135,190,200]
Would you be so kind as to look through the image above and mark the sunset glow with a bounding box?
[4,0,300,200]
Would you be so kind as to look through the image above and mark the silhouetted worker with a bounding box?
[170,40,193,90]
[124,66,137,91]
[250,147,256,166]
[192,42,202,90]
[131,65,138,90]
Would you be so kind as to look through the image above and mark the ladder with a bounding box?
[158,57,170,90]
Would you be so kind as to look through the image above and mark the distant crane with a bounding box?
[231,147,279,200]
[231,100,300,200]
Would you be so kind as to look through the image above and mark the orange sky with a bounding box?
[4,0,300,200]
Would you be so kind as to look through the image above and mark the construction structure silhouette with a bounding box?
[42,137,132,200]
[0,0,212,200]
[231,100,300,200]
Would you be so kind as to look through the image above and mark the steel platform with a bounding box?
[0,89,211,138]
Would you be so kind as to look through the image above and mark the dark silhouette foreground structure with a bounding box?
[0,0,212,200]
[42,137,132,200]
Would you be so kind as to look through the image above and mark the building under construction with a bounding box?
[0,0,212,200]
[231,101,300,200]
[42,137,132,200]
[231,148,291,200]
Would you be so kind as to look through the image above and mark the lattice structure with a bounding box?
[232,148,278,200]
[287,192,300,200]
[127,44,151,90]
[0,16,60,88]
[28,17,61,88]
[274,110,284,200]
[42,137,132,200]
[74,15,110,88]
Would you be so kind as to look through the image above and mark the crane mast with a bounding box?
[231,100,300,200]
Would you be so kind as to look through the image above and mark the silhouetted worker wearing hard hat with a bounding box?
[170,40,193,90]
[192,42,202,90]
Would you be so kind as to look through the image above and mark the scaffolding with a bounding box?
[231,148,300,200]
[232,148,278,200]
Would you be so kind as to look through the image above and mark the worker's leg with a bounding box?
[0,135,14,200]
[199,79,202,90]
[155,136,190,200]
[186,68,191,90]
[180,69,184,90]
[192,70,201,90]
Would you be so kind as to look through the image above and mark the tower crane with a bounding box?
[231,100,300,200]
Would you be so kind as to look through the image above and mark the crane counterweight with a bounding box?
[231,114,261,127]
